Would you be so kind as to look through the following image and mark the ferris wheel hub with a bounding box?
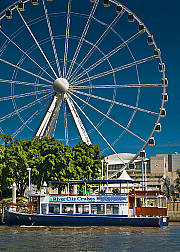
[54,78,69,94]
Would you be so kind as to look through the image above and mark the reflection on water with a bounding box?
[0,223,180,251]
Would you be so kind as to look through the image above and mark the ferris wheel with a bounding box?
[0,0,167,173]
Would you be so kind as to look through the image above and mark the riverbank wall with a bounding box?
[167,201,180,221]
[0,214,2,225]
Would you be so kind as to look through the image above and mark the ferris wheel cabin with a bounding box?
[161,78,168,87]
[32,0,39,6]
[147,36,154,46]
[128,13,134,22]
[18,1,25,11]
[103,0,110,8]
[116,5,123,15]
[155,123,161,133]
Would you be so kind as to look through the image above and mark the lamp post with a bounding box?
[27,167,31,192]
[106,157,109,180]
[144,161,147,191]
[140,150,146,190]
[12,182,16,204]
[42,181,47,194]
[101,160,103,180]
[105,157,109,193]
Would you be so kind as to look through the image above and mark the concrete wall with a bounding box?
[167,201,180,221]
[150,156,166,175]
[172,154,180,172]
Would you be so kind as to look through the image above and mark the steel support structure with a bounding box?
[66,95,91,145]
[35,94,63,138]
[35,90,91,145]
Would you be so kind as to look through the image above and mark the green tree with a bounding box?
[0,145,5,195]
[175,169,180,193]
[1,138,30,196]
[0,134,103,196]
[30,137,72,187]
[72,142,102,180]
[0,134,13,146]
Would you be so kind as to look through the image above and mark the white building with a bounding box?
[104,153,165,190]
[105,153,150,178]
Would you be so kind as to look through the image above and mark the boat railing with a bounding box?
[135,206,167,217]
[131,190,164,196]
[49,193,130,197]
[5,202,40,214]
[49,190,164,197]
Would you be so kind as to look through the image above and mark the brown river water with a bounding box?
[0,223,180,251]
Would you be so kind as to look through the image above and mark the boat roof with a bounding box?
[49,179,139,185]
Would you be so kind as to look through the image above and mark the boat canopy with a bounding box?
[49,179,139,185]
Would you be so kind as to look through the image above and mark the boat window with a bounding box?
[137,198,142,207]
[106,204,119,215]
[91,204,105,214]
[62,204,74,214]
[76,204,89,214]
[157,197,166,208]
[146,199,157,207]
[41,204,47,214]
[49,204,60,214]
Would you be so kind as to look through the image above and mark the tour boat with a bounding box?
[5,179,169,227]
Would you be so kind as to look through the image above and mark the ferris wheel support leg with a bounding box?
[34,94,63,138]
[66,95,91,145]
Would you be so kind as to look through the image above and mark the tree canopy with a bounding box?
[0,135,103,197]
[176,169,180,193]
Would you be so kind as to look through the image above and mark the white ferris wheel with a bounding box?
[0,0,168,173]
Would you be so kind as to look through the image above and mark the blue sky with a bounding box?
[0,0,179,158]
[121,0,180,156]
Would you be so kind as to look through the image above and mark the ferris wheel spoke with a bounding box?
[0,91,52,123]
[42,0,61,77]
[69,94,126,165]
[0,29,55,81]
[0,78,52,88]
[64,99,69,145]
[0,57,53,84]
[66,0,100,79]
[70,91,146,143]
[16,7,58,79]
[74,83,162,90]
[12,105,47,138]
[63,0,72,78]
[73,89,158,115]
[0,89,52,102]
[73,55,156,86]
[72,31,143,82]
[69,11,124,80]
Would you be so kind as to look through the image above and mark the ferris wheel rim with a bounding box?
[0,0,167,171]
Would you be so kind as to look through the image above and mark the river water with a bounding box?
[0,223,180,251]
